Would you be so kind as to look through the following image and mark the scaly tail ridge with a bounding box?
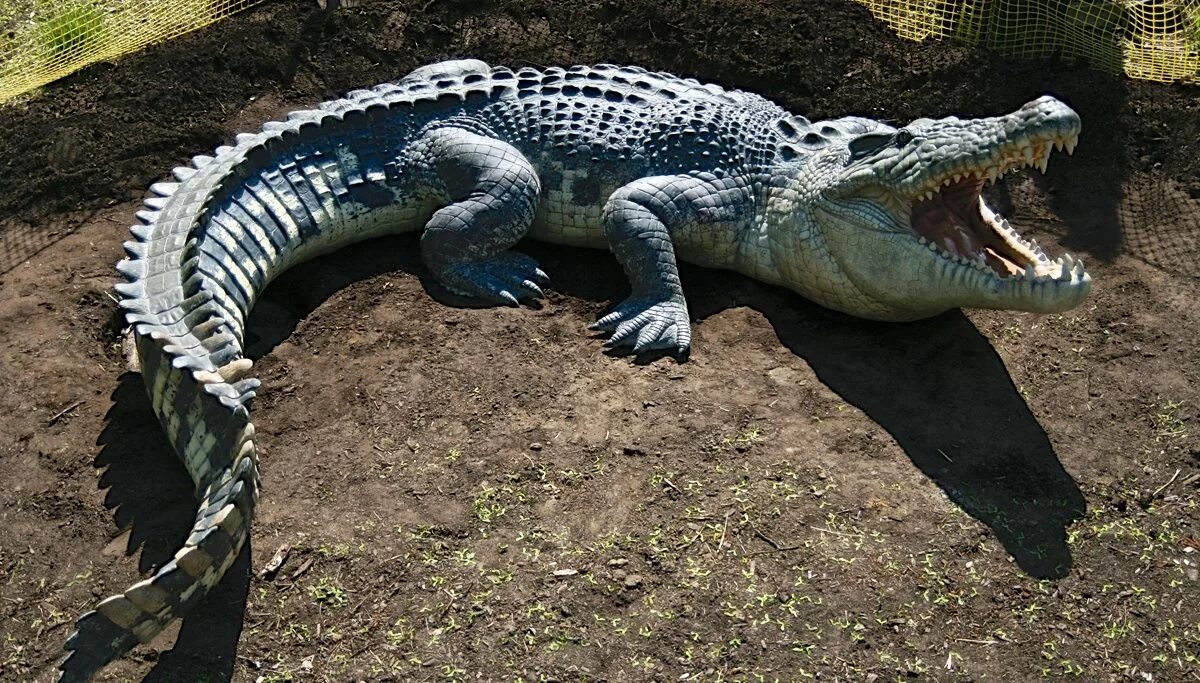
[58,347,260,679]
[61,149,263,681]
[61,67,502,680]
[58,416,258,681]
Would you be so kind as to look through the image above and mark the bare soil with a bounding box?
[1,1,1199,681]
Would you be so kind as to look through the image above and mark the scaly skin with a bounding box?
[62,60,1089,680]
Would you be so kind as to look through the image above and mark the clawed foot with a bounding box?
[439,252,549,305]
[590,298,691,356]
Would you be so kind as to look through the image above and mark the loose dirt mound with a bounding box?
[0,1,1197,681]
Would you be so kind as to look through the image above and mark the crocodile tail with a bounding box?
[59,71,472,677]
[58,336,261,682]
[60,150,263,681]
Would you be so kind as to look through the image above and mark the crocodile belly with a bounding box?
[529,161,613,249]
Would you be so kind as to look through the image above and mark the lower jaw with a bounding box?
[843,253,1090,321]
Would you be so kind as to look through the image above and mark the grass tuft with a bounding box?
[37,3,107,61]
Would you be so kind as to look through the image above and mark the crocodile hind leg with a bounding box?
[592,173,752,357]
[416,126,547,305]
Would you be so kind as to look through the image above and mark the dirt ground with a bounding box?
[1,0,1199,681]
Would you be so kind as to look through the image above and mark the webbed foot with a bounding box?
[439,252,549,306]
[591,298,691,356]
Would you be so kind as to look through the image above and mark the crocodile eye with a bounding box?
[894,130,914,146]
[847,133,893,159]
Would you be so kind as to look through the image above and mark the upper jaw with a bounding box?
[897,95,1082,198]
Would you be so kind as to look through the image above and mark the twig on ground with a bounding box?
[751,524,781,549]
[1150,468,1181,500]
[289,557,314,581]
[954,638,1000,645]
[47,400,83,425]
[259,543,292,580]
[743,523,802,556]
[810,525,864,539]
[713,510,733,555]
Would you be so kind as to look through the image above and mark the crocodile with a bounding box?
[61,59,1089,680]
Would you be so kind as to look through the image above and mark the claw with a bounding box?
[632,320,669,352]
[592,311,622,331]
[608,320,639,346]
[436,251,547,306]
[520,279,545,298]
[593,298,691,356]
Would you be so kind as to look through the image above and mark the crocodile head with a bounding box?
[772,96,1089,322]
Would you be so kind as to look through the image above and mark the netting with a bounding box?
[854,0,1200,83]
[0,1,1198,103]
[0,0,266,103]
[1119,174,1200,278]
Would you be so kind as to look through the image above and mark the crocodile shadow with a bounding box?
[534,243,1088,579]
[94,374,250,681]
[245,235,1085,579]
[692,272,1086,579]
[764,298,1085,578]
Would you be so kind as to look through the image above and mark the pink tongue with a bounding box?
[916,207,982,259]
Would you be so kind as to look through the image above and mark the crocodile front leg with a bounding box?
[416,126,547,305]
[593,173,753,357]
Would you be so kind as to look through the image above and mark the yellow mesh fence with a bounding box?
[0,0,266,103]
[0,1,1197,101]
[854,0,1200,83]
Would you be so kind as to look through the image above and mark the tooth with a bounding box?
[918,236,928,245]
[1073,259,1085,276]
[943,178,953,187]
[1066,138,1077,155]
[1037,147,1051,173]
[1054,140,1064,152]
[952,173,962,183]
[1022,145,1035,166]
[987,166,999,183]
[1024,264,1036,280]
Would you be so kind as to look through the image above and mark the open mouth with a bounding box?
[907,133,1086,285]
